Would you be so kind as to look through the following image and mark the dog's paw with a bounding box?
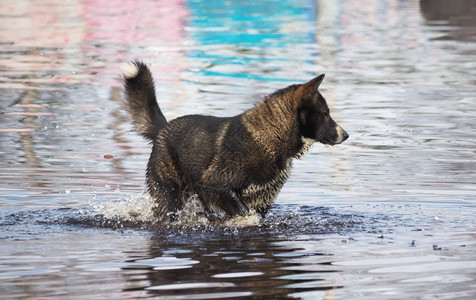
[120,61,139,79]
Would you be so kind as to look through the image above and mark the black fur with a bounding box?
[121,61,348,220]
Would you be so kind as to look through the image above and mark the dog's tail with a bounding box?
[120,61,167,140]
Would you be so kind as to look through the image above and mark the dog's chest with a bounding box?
[241,160,292,211]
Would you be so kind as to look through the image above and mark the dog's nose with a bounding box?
[342,129,349,141]
[335,125,349,144]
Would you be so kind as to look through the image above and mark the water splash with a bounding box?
[89,192,157,223]
[90,193,263,228]
[87,192,374,236]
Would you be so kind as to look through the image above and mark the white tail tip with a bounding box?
[120,61,139,79]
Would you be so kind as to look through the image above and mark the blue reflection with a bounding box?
[186,0,317,81]
[186,0,316,46]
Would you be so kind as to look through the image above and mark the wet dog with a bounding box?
[121,61,348,220]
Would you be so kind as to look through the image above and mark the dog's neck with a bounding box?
[241,88,302,159]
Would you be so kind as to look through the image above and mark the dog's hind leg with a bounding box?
[147,175,184,220]
[146,148,185,220]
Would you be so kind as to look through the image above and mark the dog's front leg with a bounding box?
[198,186,249,217]
[228,190,249,216]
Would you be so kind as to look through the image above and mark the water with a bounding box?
[1,0,475,298]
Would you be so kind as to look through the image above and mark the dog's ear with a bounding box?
[294,74,325,108]
[303,74,325,95]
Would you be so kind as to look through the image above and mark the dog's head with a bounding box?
[295,74,348,145]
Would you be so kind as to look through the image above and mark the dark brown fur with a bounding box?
[121,61,348,220]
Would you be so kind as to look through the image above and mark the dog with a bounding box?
[120,61,348,220]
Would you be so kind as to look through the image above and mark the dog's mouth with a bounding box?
[319,137,334,145]
[319,127,349,146]
[319,137,339,146]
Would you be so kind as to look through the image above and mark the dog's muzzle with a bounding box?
[334,125,349,144]
[320,125,348,145]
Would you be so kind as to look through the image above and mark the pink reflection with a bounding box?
[0,1,86,47]
[0,0,189,88]
[81,0,189,84]
[82,0,188,44]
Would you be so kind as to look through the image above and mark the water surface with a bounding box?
[1,0,475,298]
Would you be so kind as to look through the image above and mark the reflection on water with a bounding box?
[1,204,475,299]
[1,202,474,299]
[420,0,476,42]
[1,0,476,298]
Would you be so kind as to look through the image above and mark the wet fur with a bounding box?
[121,61,348,220]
